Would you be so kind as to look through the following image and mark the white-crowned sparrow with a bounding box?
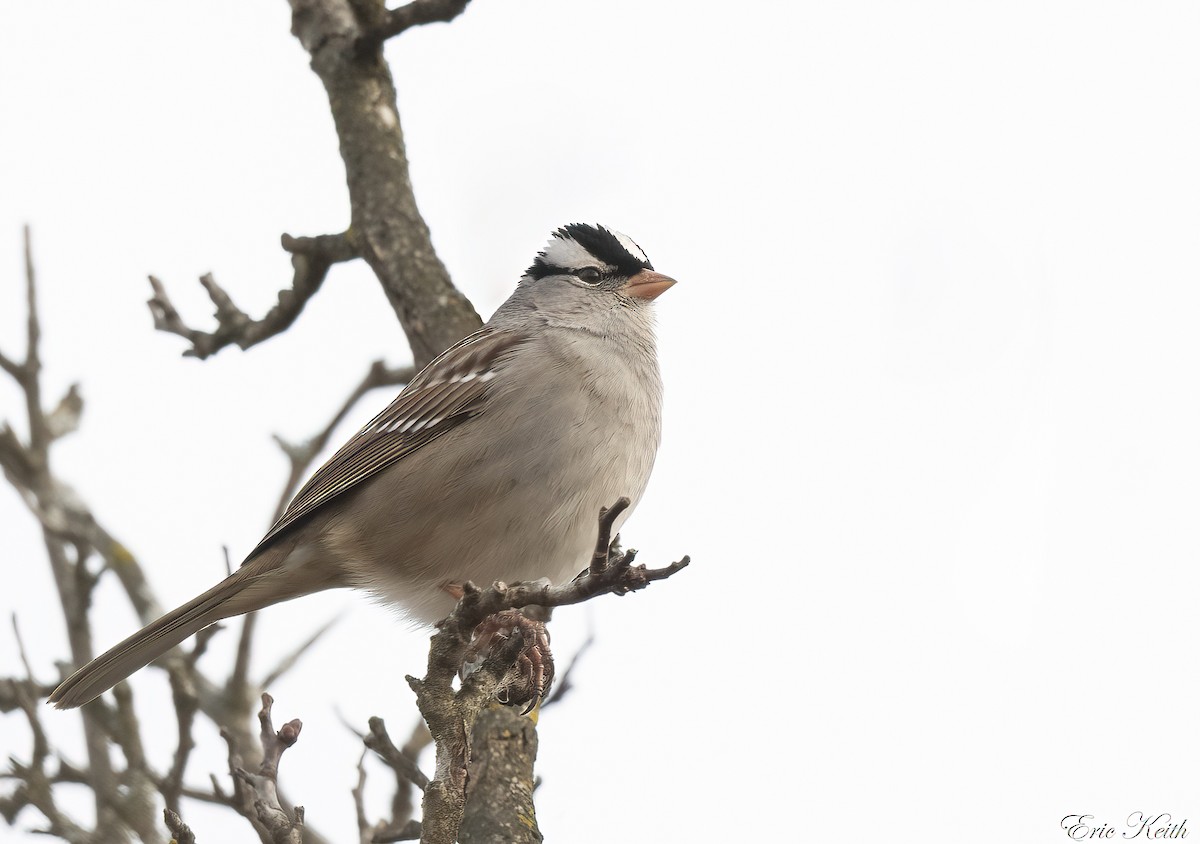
[50,223,675,709]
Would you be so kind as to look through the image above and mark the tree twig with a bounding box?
[259,615,342,690]
[225,694,307,844]
[365,717,430,791]
[0,616,88,842]
[147,231,357,360]
[0,227,132,841]
[360,0,473,46]
[540,626,596,709]
[161,653,203,814]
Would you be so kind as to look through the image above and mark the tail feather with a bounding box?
[50,566,264,709]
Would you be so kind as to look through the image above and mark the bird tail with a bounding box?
[49,561,296,710]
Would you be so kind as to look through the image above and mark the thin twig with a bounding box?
[364,717,430,790]
[161,659,202,813]
[147,231,357,360]
[541,625,596,709]
[2,227,138,840]
[357,0,473,50]
[241,694,306,844]
[221,695,308,844]
[22,227,45,454]
[0,347,20,378]
[381,0,472,37]
[258,615,341,690]
[451,499,689,630]
[352,749,372,844]
[227,613,258,724]
[1,617,87,841]
[11,614,36,682]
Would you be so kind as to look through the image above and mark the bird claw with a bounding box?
[465,609,554,713]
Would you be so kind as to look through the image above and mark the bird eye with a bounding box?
[576,267,602,284]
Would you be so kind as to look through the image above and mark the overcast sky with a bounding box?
[2,2,1199,842]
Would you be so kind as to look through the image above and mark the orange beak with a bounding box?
[622,270,677,300]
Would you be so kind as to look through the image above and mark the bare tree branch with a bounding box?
[220,695,307,844]
[0,618,88,842]
[459,706,539,844]
[352,0,472,48]
[226,613,259,738]
[450,500,689,633]
[259,615,341,690]
[0,228,132,841]
[147,231,357,359]
[236,694,307,844]
[408,497,689,844]
[350,720,432,844]
[219,724,273,844]
[365,717,431,791]
[20,227,47,455]
[43,384,82,442]
[164,807,198,844]
[287,0,482,368]
[392,719,432,836]
[107,683,160,841]
[0,347,20,378]
[149,0,482,369]
[351,750,373,844]
[541,626,596,709]
[160,636,206,814]
[2,231,336,844]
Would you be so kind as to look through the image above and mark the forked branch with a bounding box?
[147,231,357,359]
[223,694,307,844]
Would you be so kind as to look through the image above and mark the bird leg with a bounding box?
[464,609,555,714]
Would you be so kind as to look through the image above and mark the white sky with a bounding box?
[2,2,1199,842]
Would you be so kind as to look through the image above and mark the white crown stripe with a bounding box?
[611,230,649,264]
[539,236,597,270]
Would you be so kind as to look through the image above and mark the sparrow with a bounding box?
[49,223,675,709]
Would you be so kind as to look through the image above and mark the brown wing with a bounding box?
[250,327,531,554]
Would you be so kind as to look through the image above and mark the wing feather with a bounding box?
[250,327,531,554]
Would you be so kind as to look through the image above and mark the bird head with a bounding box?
[523,223,676,301]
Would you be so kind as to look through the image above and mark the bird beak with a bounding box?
[622,270,677,300]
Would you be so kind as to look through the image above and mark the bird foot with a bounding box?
[465,609,554,714]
